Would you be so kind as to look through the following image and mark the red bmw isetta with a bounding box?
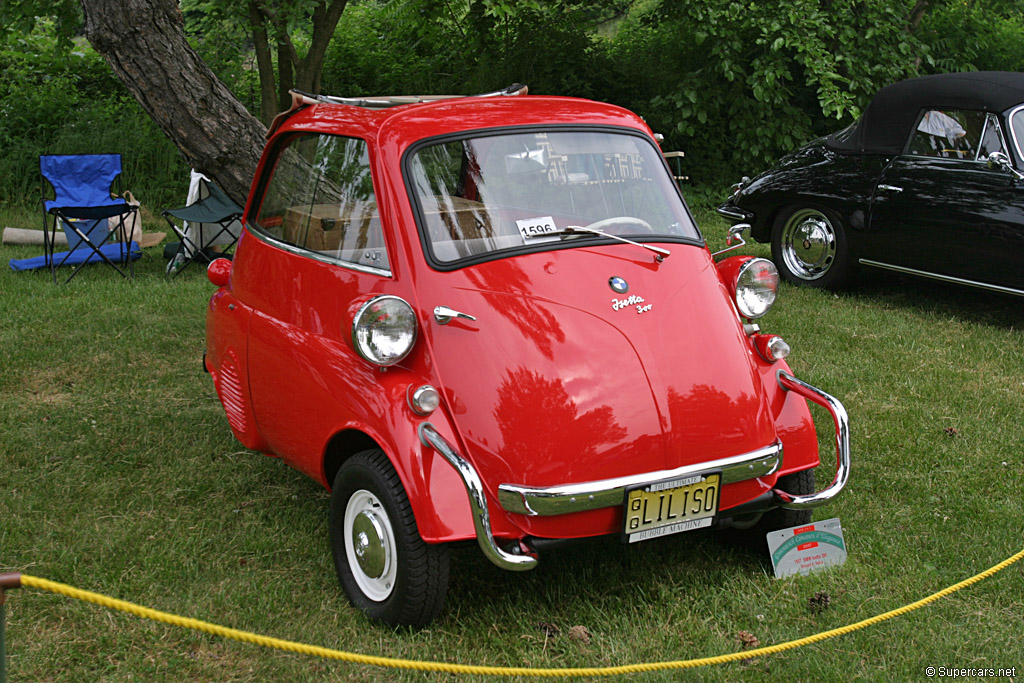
[205,86,850,627]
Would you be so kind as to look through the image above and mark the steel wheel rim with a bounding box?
[780,209,836,281]
[344,490,397,602]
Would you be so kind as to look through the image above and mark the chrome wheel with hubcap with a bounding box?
[771,206,852,288]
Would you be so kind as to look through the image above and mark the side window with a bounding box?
[907,109,985,160]
[977,113,1006,159]
[251,134,389,272]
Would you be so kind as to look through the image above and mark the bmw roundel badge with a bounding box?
[609,276,629,294]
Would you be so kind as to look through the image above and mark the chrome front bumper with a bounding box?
[497,442,782,516]
[419,371,849,570]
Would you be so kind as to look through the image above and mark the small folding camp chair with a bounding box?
[39,154,140,284]
[161,174,243,277]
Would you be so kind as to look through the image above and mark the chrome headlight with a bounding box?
[352,295,417,366]
[734,258,779,319]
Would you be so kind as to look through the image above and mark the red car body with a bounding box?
[205,88,849,626]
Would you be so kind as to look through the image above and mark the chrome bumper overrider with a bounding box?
[716,205,748,221]
[774,370,850,509]
[418,423,538,571]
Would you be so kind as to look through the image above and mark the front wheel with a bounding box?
[329,449,450,627]
[771,206,852,288]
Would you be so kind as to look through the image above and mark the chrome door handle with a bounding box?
[878,184,903,193]
[433,306,476,325]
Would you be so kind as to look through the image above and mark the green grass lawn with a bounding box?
[1,205,1022,681]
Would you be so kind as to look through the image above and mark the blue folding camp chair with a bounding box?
[38,154,140,283]
[161,175,243,277]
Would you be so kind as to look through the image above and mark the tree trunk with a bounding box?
[80,0,266,206]
[277,40,296,114]
[248,1,279,127]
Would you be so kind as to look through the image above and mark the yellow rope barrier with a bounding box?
[17,544,1024,677]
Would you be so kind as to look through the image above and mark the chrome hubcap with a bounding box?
[352,511,387,579]
[344,490,397,601]
[781,209,836,280]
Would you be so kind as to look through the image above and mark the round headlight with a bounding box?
[734,258,779,319]
[352,295,418,366]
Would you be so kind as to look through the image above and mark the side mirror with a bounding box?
[711,223,751,258]
[987,151,1024,180]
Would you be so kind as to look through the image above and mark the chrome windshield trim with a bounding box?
[417,423,537,571]
[246,228,393,278]
[1008,104,1024,163]
[774,371,850,509]
[858,259,1024,297]
[498,441,782,517]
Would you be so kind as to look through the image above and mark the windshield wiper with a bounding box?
[561,225,671,263]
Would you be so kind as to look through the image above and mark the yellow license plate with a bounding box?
[623,473,720,543]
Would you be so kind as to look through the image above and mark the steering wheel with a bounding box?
[583,216,654,234]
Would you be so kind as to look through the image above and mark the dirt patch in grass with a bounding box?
[20,369,78,407]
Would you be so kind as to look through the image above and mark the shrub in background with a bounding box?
[0,27,188,214]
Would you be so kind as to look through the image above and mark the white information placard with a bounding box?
[767,517,847,578]
[516,216,559,242]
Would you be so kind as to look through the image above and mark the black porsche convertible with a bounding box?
[717,71,1024,296]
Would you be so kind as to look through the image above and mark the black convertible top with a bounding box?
[826,71,1024,154]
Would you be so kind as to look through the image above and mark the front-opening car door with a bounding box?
[243,132,393,465]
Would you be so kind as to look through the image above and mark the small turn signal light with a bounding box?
[408,385,441,416]
[207,258,232,287]
[754,334,790,363]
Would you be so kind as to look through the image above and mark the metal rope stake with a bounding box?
[0,573,22,683]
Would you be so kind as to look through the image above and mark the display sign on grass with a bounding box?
[767,517,847,578]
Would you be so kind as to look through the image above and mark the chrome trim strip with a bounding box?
[977,114,992,163]
[246,228,394,278]
[774,371,850,509]
[417,423,537,571]
[1008,104,1024,163]
[858,259,1024,297]
[497,441,782,517]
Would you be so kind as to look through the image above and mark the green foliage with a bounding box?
[320,0,619,99]
[919,0,1024,73]
[0,26,188,211]
[607,0,927,193]
[319,1,457,96]
[0,0,81,48]
[181,1,260,110]
[3,0,1024,211]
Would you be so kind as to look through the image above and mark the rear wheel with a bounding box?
[755,469,814,533]
[727,469,815,550]
[329,449,449,627]
[771,206,852,288]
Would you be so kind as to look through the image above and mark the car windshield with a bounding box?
[406,130,699,264]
